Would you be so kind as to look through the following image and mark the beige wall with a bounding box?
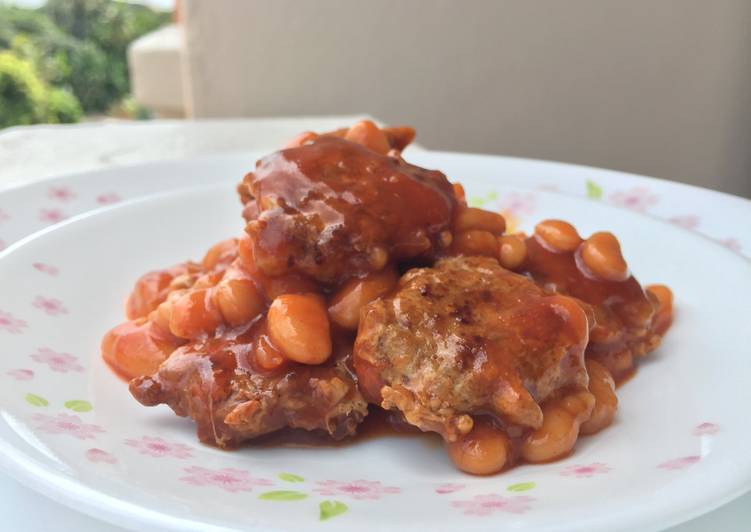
[182,0,751,197]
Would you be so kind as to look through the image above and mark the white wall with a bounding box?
[182,0,751,197]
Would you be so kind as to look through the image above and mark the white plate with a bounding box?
[1,168,750,532]
[1,151,748,257]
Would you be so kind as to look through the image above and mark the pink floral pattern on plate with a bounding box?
[47,186,76,202]
[6,368,34,380]
[693,422,720,436]
[0,310,27,334]
[32,296,68,316]
[32,262,59,276]
[314,480,400,500]
[86,448,118,464]
[669,215,700,230]
[125,436,193,458]
[39,208,68,224]
[498,191,537,217]
[0,208,9,222]
[96,192,122,205]
[32,413,104,440]
[0,239,5,251]
[30,347,83,373]
[451,494,534,516]
[560,462,612,478]
[717,237,742,253]
[609,187,659,212]
[180,466,273,493]
[435,483,466,494]
[658,455,701,470]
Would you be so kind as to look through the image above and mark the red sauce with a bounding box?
[247,407,428,449]
[242,137,457,283]
[103,124,673,475]
[522,236,658,380]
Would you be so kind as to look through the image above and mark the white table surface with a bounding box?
[0,117,748,531]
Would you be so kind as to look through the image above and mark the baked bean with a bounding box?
[439,230,453,248]
[398,229,432,256]
[329,268,398,329]
[454,207,506,235]
[168,288,223,339]
[255,333,286,371]
[521,390,594,463]
[326,127,349,138]
[101,320,179,379]
[580,360,618,435]
[579,232,629,282]
[126,266,195,320]
[498,234,527,270]
[168,273,195,291]
[284,131,318,149]
[368,246,389,271]
[452,230,499,258]
[646,284,673,335]
[237,236,317,300]
[202,238,238,270]
[345,120,390,154]
[446,419,511,475]
[214,277,264,327]
[193,271,224,289]
[268,293,332,364]
[263,274,319,301]
[452,183,466,203]
[534,220,582,252]
[150,298,174,333]
[237,234,255,270]
[382,126,416,151]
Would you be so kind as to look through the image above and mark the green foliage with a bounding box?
[0,50,46,127]
[0,49,82,128]
[46,87,83,123]
[0,0,169,127]
[44,0,169,111]
[108,94,152,120]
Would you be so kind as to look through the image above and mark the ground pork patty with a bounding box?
[353,256,590,442]
[130,323,368,447]
[238,136,457,284]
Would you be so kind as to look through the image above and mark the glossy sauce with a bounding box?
[247,407,428,449]
[103,124,674,476]
[522,236,657,381]
[242,137,457,283]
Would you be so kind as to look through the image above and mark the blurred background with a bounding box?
[1,0,749,197]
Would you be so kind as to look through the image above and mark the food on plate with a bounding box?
[353,256,593,472]
[507,220,668,381]
[102,119,674,475]
[237,135,456,283]
[353,256,590,440]
[130,324,368,446]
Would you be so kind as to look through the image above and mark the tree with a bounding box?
[44,0,169,112]
[0,50,46,127]
[0,0,169,127]
[0,50,82,128]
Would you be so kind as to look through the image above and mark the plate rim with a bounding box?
[0,161,749,532]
